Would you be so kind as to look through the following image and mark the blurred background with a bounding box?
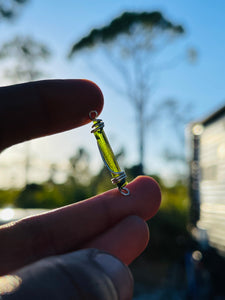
[0,0,225,299]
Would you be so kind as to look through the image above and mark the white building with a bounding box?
[189,105,225,255]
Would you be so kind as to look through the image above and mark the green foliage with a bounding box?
[58,177,91,206]
[69,11,184,56]
[0,189,20,207]
[145,180,191,262]
[15,183,65,208]
[160,180,189,212]
[146,209,191,262]
[89,167,113,195]
[12,178,93,209]
[125,164,144,180]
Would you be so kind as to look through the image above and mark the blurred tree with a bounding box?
[0,188,20,207]
[15,183,65,208]
[0,0,28,22]
[69,11,192,174]
[56,147,93,205]
[143,179,191,262]
[0,36,50,82]
[155,98,193,167]
[68,147,91,184]
[48,163,58,185]
[15,183,43,208]
[0,36,51,186]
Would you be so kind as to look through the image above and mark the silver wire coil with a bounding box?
[111,171,130,196]
[111,171,127,185]
[91,118,104,133]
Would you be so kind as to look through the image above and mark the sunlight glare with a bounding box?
[0,208,15,221]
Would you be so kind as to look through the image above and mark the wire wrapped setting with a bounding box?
[89,110,130,196]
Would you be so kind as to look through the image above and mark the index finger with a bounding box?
[0,79,104,151]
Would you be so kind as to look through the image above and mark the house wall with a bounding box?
[198,115,225,254]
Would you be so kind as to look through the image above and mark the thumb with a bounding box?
[1,249,133,300]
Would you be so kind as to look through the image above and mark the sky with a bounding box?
[0,0,225,188]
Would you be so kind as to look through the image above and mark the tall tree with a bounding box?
[69,11,186,173]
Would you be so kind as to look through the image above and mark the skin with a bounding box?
[0,79,161,298]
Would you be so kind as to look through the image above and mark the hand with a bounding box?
[0,80,161,299]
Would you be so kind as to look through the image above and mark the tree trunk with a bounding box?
[137,101,145,174]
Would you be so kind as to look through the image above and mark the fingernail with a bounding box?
[95,253,133,300]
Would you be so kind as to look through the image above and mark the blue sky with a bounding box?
[0,0,225,187]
